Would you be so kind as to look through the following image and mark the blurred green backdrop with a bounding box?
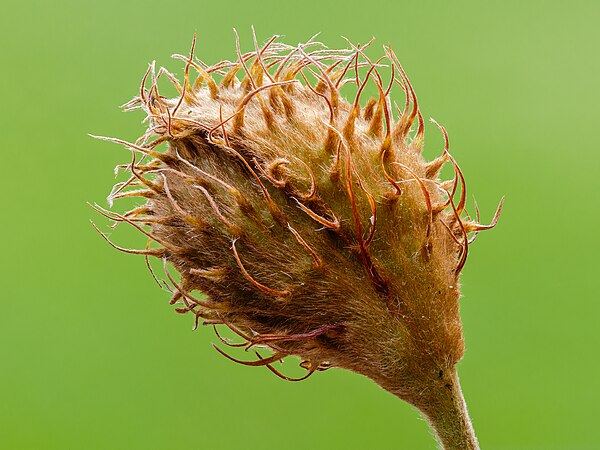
[2,0,598,449]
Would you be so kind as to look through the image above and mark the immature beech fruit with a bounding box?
[93,32,502,450]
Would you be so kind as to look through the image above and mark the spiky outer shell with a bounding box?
[96,35,500,417]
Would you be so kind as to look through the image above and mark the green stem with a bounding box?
[419,370,479,450]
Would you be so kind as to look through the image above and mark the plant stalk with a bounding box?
[418,369,479,450]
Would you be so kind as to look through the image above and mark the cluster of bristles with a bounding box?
[92,31,502,387]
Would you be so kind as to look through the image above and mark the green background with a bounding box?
[2,0,598,448]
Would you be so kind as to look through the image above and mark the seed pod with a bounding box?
[93,32,503,450]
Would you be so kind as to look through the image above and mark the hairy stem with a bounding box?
[418,370,479,450]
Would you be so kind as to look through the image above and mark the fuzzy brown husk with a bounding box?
[94,34,501,449]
